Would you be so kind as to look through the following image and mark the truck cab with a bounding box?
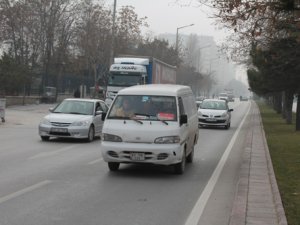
[105,58,149,106]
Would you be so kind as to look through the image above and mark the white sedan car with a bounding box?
[39,98,108,142]
[198,99,233,129]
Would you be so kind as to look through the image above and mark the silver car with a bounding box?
[39,98,108,141]
[198,99,233,129]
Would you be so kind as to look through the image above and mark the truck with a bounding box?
[105,56,177,105]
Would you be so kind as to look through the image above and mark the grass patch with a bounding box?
[257,102,300,225]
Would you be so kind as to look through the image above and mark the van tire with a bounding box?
[186,147,194,163]
[108,162,120,171]
[174,150,186,174]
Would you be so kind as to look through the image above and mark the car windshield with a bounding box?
[200,101,227,110]
[53,100,94,115]
[108,95,177,121]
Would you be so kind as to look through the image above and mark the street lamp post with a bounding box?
[175,23,194,55]
[110,0,117,64]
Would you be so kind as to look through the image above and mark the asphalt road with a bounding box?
[0,100,251,225]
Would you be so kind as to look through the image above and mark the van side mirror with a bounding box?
[180,114,188,125]
[49,108,54,112]
[101,112,107,121]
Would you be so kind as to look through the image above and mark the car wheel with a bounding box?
[225,122,230,129]
[87,125,95,142]
[41,136,50,141]
[186,147,194,163]
[108,162,120,171]
[174,150,186,174]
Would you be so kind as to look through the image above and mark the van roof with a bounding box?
[118,84,192,96]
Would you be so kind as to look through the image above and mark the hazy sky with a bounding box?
[105,0,229,44]
[105,0,248,86]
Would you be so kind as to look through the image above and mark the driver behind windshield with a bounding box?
[115,98,134,117]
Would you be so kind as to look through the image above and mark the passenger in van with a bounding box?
[115,98,135,117]
[162,102,176,114]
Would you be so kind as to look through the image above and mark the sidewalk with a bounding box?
[229,102,288,225]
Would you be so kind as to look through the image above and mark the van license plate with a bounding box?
[130,152,145,161]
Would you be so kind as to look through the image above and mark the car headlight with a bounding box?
[154,136,180,144]
[40,119,51,125]
[103,133,122,142]
[221,112,228,118]
[72,120,91,126]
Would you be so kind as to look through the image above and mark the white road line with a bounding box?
[29,145,76,160]
[0,180,52,204]
[185,102,251,225]
[88,158,103,165]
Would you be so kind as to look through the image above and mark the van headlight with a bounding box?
[103,133,122,142]
[154,136,180,144]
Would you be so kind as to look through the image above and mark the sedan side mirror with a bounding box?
[96,110,103,116]
[229,109,233,112]
[180,114,188,126]
[101,112,107,121]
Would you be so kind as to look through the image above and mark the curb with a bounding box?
[229,102,288,225]
[259,111,288,225]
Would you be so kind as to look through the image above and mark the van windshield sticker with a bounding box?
[157,113,175,120]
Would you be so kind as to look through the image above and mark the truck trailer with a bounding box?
[105,56,176,105]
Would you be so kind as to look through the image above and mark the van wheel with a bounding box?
[108,162,120,171]
[174,150,186,175]
[186,147,194,163]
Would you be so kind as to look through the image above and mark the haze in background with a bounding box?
[106,0,227,43]
[106,0,250,96]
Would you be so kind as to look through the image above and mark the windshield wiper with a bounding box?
[158,119,168,125]
[69,112,85,115]
[132,118,143,124]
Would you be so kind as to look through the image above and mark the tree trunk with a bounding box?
[296,94,300,131]
[282,91,286,119]
[273,92,282,114]
[284,90,294,124]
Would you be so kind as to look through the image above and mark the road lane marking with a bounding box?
[185,102,251,225]
[29,145,76,160]
[0,180,52,204]
[88,158,103,165]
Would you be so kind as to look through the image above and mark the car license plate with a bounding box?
[51,127,68,133]
[206,118,216,122]
[130,152,145,161]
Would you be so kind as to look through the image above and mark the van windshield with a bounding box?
[108,95,177,121]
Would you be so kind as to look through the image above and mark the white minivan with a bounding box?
[100,84,199,174]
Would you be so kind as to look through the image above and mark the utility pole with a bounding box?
[110,0,117,65]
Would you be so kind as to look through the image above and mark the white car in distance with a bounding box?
[198,99,233,129]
